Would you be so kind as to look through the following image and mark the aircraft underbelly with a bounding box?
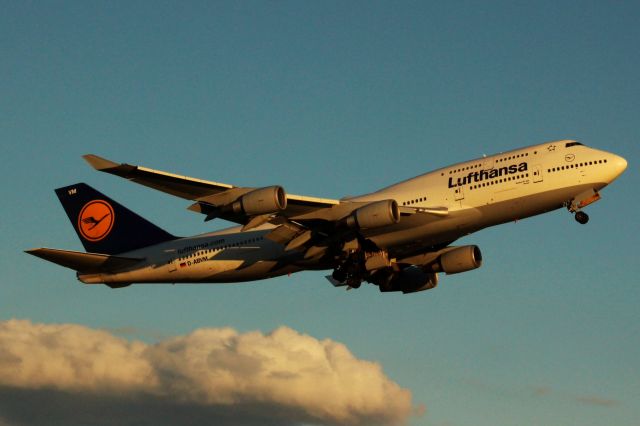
[201,261,300,283]
[482,182,606,227]
[84,255,300,284]
[368,182,603,252]
[366,209,482,249]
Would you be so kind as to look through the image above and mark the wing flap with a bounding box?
[25,248,143,273]
[264,223,305,245]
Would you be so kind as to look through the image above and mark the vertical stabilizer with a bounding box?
[55,183,176,254]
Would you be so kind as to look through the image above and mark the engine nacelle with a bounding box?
[439,245,482,274]
[231,186,287,216]
[344,200,400,229]
[376,266,439,294]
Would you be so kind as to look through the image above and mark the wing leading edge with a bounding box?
[83,154,340,225]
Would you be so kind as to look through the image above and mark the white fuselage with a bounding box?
[78,140,627,285]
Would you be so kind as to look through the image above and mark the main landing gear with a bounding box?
[332,259,363,288]
[575,211,589,225]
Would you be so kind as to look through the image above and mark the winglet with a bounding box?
[83,154,120,171]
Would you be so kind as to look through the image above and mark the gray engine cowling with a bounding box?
[375,266,439,294]
[344,200,400,229]
[439,245,482,274]
[232,186,287,216]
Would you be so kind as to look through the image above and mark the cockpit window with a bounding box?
[565,142,583,148]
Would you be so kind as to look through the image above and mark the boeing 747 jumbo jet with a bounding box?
[27,140,627,293]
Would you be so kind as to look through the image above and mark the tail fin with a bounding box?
[55,183,177,254]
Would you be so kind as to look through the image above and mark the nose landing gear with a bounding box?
[566,189,600,225]
[575,211,589,224]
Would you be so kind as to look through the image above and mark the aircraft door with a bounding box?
[453,185,464,201]
[533,165,543,183]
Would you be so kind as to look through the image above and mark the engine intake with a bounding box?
[344,200,400,230]
[232,186,287,216]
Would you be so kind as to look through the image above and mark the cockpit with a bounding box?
[565,141,584,148]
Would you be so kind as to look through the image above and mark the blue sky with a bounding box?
[1,1,639,425]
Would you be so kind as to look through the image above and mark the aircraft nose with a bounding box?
[608,154,627,182]
[613,155,627,176]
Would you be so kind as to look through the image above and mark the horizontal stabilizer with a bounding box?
[25,248,142,273]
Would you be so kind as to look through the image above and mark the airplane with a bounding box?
[26,140,627,293]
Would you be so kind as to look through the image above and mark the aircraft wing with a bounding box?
[84,154,447,260]
[83,154,340,225]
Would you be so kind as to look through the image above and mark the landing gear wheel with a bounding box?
[348,280,361,289]
[332,268,347,283]
[575,211,589,224]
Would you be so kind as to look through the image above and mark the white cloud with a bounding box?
[0,416,15,426]
[0,319,417,426]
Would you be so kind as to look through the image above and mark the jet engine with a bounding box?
[437,245,482,274]
[374,266,439,294]
[343,200,400,229]
[230,186,287,216]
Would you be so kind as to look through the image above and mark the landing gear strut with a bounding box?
[332,258,363,289]
[564,199,590,225]
[575,211,589,225]
[566,190,600,225]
